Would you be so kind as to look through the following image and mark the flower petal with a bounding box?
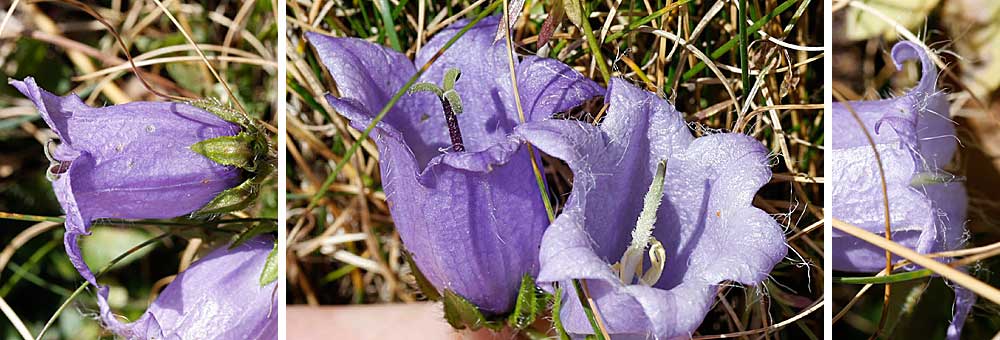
[416,16,603,153]
[313,17,601,314]
[517,78,694,264]
[658,133,786,288]
[306,32,442,166]
[8,77,88,144]
[831,42,966,272]
[10,78,243,221]
[946,281,976,340]
[559,280,652,337]
[100,236,278,339]
[521,79,784,338]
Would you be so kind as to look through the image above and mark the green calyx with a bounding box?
[404,250,442,301]
[443,289,503,331]
[190,133,256,170]
[407,258,552,332]
[506,274,551,329]
[441,274,550,331]
[910,170,963,187]
[187,98,276,217]
[259,242,278,286]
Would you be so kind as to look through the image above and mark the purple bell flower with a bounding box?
[830,41,971,339]
[514,79,787,338]
[9,77,243,287]
[99,236,278,339]
[306,15,602,314]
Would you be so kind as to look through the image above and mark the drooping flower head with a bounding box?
[11,77,274,337]
[306,15,603,314]
[10,77,248,283]
[515,79,787,338]
[99,236,278,339]
[830,41,965,272]
[830,41,971,339]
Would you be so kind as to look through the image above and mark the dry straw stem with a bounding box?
[75,55,277,81]
[149,0,249,116]
[834,89,893,339]
[693,299,824,339]
[831,217,1000,305]
[0,294,31,340]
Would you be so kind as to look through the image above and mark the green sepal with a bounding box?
[403,250,441,301]
[442,289,503,331]
[230,221,278,250]
[552,284,570,340]
[910,171,963,186]
[259,241,278,286]
[196,177,258,215]
[195,160,274,216]
[190,133,256,170]
[507,274,549,330]
[189,97,248,126]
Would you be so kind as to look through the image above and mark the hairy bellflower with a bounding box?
[306,16,603,314]
[515,79,787,338]
[830,41,972,339]
[11,77,273,336]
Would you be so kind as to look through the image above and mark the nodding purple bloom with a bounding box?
[100,236,278,339]
[514,79,787,338]
[10,77,243,287]
[306,15,602,314]
[830,42,971,339]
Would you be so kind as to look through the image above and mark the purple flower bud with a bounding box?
[9,77,243,288]
[99,236,278,339]
[306,16,603,314]
[514,79,787,338]
[830,42,972,339]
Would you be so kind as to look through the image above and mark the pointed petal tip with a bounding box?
[890,41,939,94]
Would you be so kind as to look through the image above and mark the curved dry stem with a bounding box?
[693,298,824,339]
[833,88,893,340]
[831,218,1000,305]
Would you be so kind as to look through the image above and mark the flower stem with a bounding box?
[834,269,934,285]
[35,232,172,340]
[578,0,610,83]
[573,280,610,340]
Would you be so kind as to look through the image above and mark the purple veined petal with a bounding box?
[326,95,547,314]
[308,16,602,314]
[99,236,278,340]
[304,32,442,166]
[8,77,90,142]
[10,77,243,221]
[517,78,786,338]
